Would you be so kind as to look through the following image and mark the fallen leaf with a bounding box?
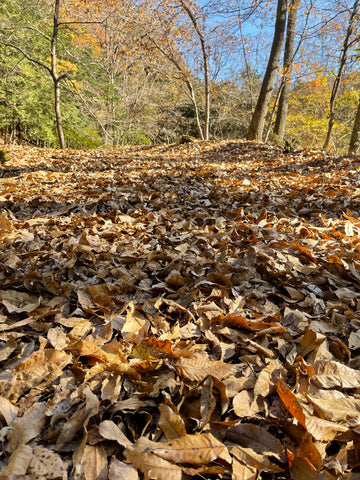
[28,446,67,479]
[8,402,46,452]
[0,444,33,475]
[312,360,360,389]
[175,355,237,381]
[158,403,186,440]
[108,457,139,480]
[152,433,231,465]
[0,290,40,313]
[98,420,132,447]
[0,396,18,425]
[226,423,286,463]
[56,387,99,448]
[125,437,182,480]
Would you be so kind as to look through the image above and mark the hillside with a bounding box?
[0,140,359,479]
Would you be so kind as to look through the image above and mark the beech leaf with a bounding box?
[175,355,237,381]
[152,433,232,465]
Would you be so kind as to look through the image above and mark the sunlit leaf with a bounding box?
[175,355,237,381]
[152,433,231,465]
[158,404,186,440]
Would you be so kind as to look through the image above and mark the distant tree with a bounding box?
[247,0,287,141]
[179,0,210,140]
[136,0,213,140]
[273,0,299,141]
[323,0,360,151]
[349,95,360,154]
[1,0,68,147]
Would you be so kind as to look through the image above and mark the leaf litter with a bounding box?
[0,140,360,479]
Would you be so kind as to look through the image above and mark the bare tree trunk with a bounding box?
[323,0,359,151]
[247,0,287,141]
[51,0,66,148]
[179,0,210,140]
[54,79,65,148]
[273,0,298,140]
[264,81,284,143]
[349,96,360,155]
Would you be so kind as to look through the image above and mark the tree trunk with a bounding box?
[323,0,359,151]
[51,0,66,148]
[273,0,298,140]
[349,96,360,155]
[179,0,210,140]
[54,79,65,149]
[247,0,287,141]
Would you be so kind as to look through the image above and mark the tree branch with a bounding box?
[1,42,52,74]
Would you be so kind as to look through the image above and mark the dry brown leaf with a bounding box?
[152,433,232,465]
[230,446,284,473]
[298,430,322,471]
[100,371,122,402]
[121,301,150,342]
[0,444,33,475]
[98,420,132,447]
[0,316,37,332]
[0,290,40,313]
[226,423,286,463]
[304,415,349,441]
[0,396,18,425]
[181,464,230,476]
[125,437,182,480]
[84,361,141,381]
[47,326,68,350]
[306,391,360,422]
[277,378,306,428]
[233,389,261,418]
[158,404,186,440]
[56,387,99,448]
[253,360,283,399]
[175,355,237,381]
[5,349,71,402]
[8,402,46,452]
[312,359,360,389]
[81,445,108,480]
[108,457,139,480]
[349,330,360,350]
[232,457,258,480]
[28,446,67,479]
[289,456,320,480]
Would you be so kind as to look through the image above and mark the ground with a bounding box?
[0,140,360,479]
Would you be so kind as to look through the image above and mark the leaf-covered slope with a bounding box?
[0,140,360,479]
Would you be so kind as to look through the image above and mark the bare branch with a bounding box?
[1,42,52,74]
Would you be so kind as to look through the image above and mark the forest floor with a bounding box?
[0,140,360,480]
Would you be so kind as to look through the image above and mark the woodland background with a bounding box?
[1,0,360,154]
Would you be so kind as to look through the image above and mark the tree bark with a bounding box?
[51,0,66,149]
[323,0,359,151]
[349,96,360,155]
[247,0,287,141]
[179,0,210,140]
[273,0,298,141]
